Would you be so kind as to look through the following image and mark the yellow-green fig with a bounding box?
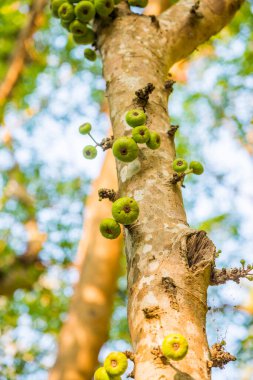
[189,161,204,175]
[161,333,188,361]
[172,158,188,173]
[104,352,128,376]
[83,145,97,159]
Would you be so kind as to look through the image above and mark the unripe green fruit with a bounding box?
[94,367,110,380]
[100,218,121,239]
[172,158,188,173]
[112,137,138,162]
[58,2,75,22]
[73,28,95,44]
[104,352,128,376]
[70,20,87,35]
[79,122,91,134]
[51,0,65,18]
[61,19,72,30]
[83,145,97,159]
[161,333,188,361]
[84,48,97,61]
[75,1,96,22]
[95,0,115,17]
[146,131,161,150]
[112,197,139,225]
[189,161,204,175]
[128,0,148,7]
[125,109,147,127]
[132,125,150,143]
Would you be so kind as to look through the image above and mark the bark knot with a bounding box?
[161,276,179,311]
[186,230,215,270]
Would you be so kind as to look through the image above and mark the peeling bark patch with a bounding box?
[206,0,225,15]
[161,276,179,311]
[186,231,215,269]
[142,305,160,319]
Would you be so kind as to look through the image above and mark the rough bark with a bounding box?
[96,1,243,379]
[0,0,47,108]
[49,151,122,380]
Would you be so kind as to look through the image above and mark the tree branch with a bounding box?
[0,0,47,108]
[158,0,245,67]
[211,265,253,285]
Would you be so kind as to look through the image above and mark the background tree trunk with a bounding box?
[49,151,121,380]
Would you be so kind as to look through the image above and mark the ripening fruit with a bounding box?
[112,137,138,162]
[161,333,188,361]
[94,367,110,380]
[70,20,87,35]
[95,0,115,17]
[58,2,75,22]
[83,145,97,159]
[112,197,139,225]
[84,48,97,61]
[100,218,121,239]
[73,27,95,44]
[104,352,128,376]
[51,0,66,18]
[128,0,148,7]
[132,125,150,143]
[146,131,161,150]
[172,158,188,173]
[125,109,147,127]
[75,1,96,22]
[79,122,92,134]
[189,161,204,175]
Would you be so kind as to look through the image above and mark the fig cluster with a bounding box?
[94,351,128,379]
[100,196,139,239]
[51,0,150,61]
[172,158,204,176]
[112,109,161,163]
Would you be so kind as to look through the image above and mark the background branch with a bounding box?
[159,0,245,67]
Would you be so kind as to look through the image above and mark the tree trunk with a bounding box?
[96,1,243,378]
[49,151,122,380]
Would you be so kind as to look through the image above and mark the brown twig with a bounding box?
[211,265,253,285]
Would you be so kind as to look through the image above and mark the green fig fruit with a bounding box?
[112,197,139,225]
[100,218,121,239]
[125,109,147,127]
[84,48,97,61]
[172,158,188,173]
[146,131,161,150]
[112,137,138,162]
[83,145,97,159]
[189,161,204,175]
[79,122,92,134]
[161,333,188,361]
[75,1,96,22]
[132,125,150,143]
[95,0,115,17]
[104,352,128,376]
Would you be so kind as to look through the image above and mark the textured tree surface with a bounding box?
[95,1,244,379]
[48,0,245,379]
